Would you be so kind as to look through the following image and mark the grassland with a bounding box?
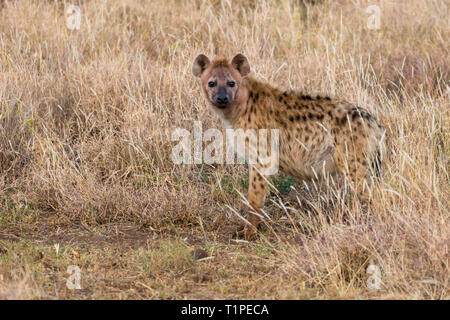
[0,0,448,299]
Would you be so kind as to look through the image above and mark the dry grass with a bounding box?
[0,0,448,299]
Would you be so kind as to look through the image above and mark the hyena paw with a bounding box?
[232,225,258,241]
[243,225,258,241]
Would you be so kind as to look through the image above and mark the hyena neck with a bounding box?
[221,76,263,128]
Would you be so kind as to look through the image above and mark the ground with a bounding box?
[0,0,448,299]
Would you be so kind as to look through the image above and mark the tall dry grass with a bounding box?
[0,0,448,298]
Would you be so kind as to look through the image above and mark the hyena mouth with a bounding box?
[214,102,231,109]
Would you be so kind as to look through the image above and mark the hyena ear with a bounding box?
[192,54,211,77]
[231,54,250,77]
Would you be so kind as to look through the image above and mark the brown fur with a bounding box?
[193,54,386,240]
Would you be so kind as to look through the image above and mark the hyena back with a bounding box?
[193,53,386,240]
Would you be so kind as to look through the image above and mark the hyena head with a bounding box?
[192,54,250,110]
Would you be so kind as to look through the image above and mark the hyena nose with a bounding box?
[216,94,229,105]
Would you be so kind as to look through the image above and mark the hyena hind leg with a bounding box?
[335,147,376,204]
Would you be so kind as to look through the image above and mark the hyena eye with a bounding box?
[227,81,236,87]
[208,81,216,88]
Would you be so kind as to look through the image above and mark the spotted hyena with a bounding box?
[192,53,386,240]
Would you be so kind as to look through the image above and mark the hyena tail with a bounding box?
[371,130,386,179]
[371,149,382,178]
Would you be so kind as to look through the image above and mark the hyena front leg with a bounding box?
[243,165,268,240]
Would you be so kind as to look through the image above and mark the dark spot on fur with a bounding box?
[289,116,294,122]
[301,95,312,100]
[315,104,324,112]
